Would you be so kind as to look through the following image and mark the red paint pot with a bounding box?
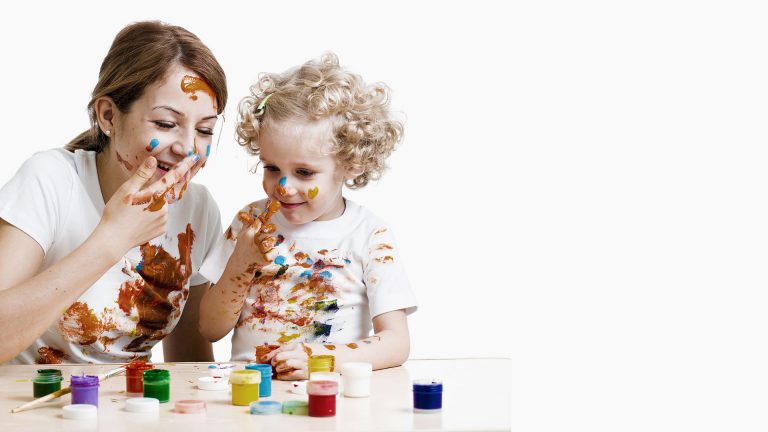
[308,380,337,417]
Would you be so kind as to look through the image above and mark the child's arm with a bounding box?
[267,309,410,380]
[198,201,281,342]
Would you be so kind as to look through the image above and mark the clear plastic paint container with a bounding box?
[229,370,261,406]
[413,379,443,413]
[175,400,206,414]
[340,362,372,398]
[70,375,99,406]
[308,355,335,378]
[250,400,282,415]
[33,369,63,398]
[282,400,308,415]
[307,380,338,417]
[245,363,273,397]
[125,361,154,394]
[142,369,170,403]
[309,372,341,396]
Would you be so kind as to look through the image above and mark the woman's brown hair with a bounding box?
[66,21,227,152]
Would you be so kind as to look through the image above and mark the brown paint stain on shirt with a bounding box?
[123,224,195,352]
[324,344,337,351]
[36,346,65,364]
[346,343,359,349]
[59,302,116,345]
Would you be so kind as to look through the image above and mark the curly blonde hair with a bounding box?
[236,52,403,189]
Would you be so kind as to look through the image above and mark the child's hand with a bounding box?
[266,342,309,380]
[232,200,281,270]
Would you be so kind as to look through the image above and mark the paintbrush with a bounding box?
[10,365,126,413]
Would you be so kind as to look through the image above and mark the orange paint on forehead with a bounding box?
[180,75,216,107]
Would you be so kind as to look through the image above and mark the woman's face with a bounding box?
[109,64,219,186]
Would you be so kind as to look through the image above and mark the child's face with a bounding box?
[111,64,218,185]
[258,120,347,224]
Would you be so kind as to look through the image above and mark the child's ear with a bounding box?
[344,167,364,181]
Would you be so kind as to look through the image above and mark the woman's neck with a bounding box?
[95,149,124,205]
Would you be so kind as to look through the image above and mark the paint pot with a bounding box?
[308,354,335,378]
[33,369,63,398]
[413,379,443,413]
[229,370,261,406]
[340,362,372,398]
[250,400,282,415]
[208,363,236,377]
[309,372,341,397]
[282,400,308,415]
[125,397,160,414]
[63,404,97,420]
[70,375,99,407]
[142,369,170,403]
[125,361,154,394]
[197,376,228,391]
[307,380,337,417]
[245,363,273,397]
[175,400,206,414]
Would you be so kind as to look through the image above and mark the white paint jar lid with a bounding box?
[125,397,160,413]
[198,376,228,391]
[291,380,307,395]
[63,404,97,419]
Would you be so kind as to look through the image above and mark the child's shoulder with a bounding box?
[345,200,392,238]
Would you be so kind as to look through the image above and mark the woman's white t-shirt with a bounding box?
[0,149,222,364]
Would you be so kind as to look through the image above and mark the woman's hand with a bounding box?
[94,155,197,258]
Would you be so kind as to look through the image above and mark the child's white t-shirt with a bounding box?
[0,148,222,364]
[199,199,417,361]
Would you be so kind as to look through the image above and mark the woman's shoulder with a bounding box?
[20,148,78,176]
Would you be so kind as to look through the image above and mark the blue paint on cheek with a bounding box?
[279,176,287,186]
[319,270,332,279]
[150,139,159,149]
[205,144,211,157]
[300,270,312,278]
[274,255,286,266]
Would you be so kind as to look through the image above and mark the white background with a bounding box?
[1,1,766,430]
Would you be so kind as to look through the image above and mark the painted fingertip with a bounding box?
[192,154,201,162]
[150,138,159,149]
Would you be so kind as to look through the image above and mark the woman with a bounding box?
[0,21,227,364]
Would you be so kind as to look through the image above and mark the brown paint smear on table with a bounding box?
[122,224,195,351]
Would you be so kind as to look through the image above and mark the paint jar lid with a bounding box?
[309,371,340,382]
[229,370,261,385]
[197,376,228,391]
[34,369,63,383]
[250,400,282,415]
[281,400,308,415]
[125,361,154,371]
[143,369,170,383]
[125,397,160,413]
[413,379,443,392]
[63,404,97,419]
[175,399,206,414]
[245,363,273,377]
[291,380,307,395]
[307,380,338,396]
[340,362,372,377]
[208,363,236,376]
[70,375,99,387]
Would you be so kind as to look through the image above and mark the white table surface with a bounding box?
[0,358,510,431]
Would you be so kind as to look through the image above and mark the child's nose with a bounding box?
[277,176,298,197]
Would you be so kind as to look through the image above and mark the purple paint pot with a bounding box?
[70,375,100,407]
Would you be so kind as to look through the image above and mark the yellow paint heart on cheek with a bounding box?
[307,187,319,200]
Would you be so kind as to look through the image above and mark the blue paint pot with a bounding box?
[245,363,273,397]
[413,379,442,412]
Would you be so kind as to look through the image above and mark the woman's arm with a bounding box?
[0,157,190,363]
[162,283,214,362]
[268,309,411,380]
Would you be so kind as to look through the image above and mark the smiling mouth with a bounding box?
[279,201,305,209]
[156,161,174,172]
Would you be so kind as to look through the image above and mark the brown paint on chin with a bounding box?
[116,151,134,171]
[323,344,337,351]
[181,75,216,108]
[36,346,65,364]
[123,224,195,352]
[346,343,359,349]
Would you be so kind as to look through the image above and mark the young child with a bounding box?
[199,53,416,379]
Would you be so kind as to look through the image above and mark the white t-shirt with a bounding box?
[0,149,222,364]
[200,199,417,361]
